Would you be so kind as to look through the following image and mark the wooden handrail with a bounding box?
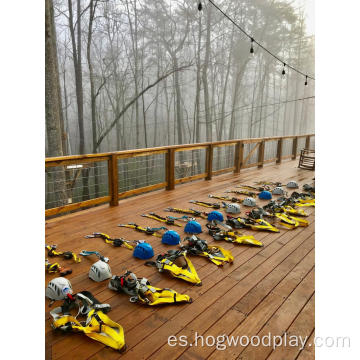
[45,133,314,217]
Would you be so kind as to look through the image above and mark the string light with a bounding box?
[282,63,286,77]
[250,38,254,55]
[305,75,308,86]
[206,0,314,84]
[198,1,202,11]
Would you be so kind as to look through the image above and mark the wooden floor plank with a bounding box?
[45,160,315,360]
[266,295,315,360]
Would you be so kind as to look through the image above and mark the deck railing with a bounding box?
[45,133,314,217]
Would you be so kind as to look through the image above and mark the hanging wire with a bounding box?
[206,0,315,81]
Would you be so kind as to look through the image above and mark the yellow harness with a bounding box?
[213,230,263,247]
[109,272,192,305]
[146,250,202,285]
[182,236,234,266]
[50,296,125,352]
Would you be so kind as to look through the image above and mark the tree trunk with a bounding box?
[45,0,67,207]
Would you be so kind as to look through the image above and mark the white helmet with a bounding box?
[89,260,112,282]
[225,203,241,214]
[242,197,256,207]
[272,187,285,195]
[286,181,299,189]
[46,277,73,300]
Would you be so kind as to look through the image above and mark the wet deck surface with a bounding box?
[45,160,315,360]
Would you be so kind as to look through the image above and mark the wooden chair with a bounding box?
[298,149,315,170]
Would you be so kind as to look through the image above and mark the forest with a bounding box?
[45,0,314,209]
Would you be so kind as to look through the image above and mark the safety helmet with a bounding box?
[133,241,154,259]
[207,211,224,222]
[242,197,256,207]
[259,191,272,200]
[162,230,181,245]
[272,187,285,195]
[184,220,202,234]
[89,260,112,282]
[286,181,299,189]
[225,203,241,214]
[45,277,73,300]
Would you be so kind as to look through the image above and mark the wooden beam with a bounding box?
[175,173,207,184]
[234,141,244,173]
[205,144,214,180]
[257,140,265,168]
[108,154,119,206]
[45,196,110,217]
[212,167,235,176]
[166,148,175,190]
[292,137,298,160]
[118,182,166,199]
[276,138,283,164]
[243,142,261,165]
[305,135,311,149]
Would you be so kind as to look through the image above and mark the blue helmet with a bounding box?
[259,191,272,200]
[133,241,154,259]
[162,230,181,245]
[184,220,202,234]
[207,211,224,222]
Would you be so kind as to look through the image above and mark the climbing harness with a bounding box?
[181,235,234,266]
[164,207,208,219]
[226,215,280,233]
[45,259,72,276]
[50,291,126,352]
[225,189,257,197]
[205,220,232,236]
[85,233,134,250]
[189,200,221,209]
[282,205,308,217]
[208,194,242,203]
[273,212,300,229]
[145,250,202,285]
[141,213,182,227]
[167,215,196,222]
[46,245,81,263]
[212,230,263,247]
[255,181,283,187]
[238,184,271,192]
[117,223,167,238]
[80,250,109,263]
[109,271,192,305]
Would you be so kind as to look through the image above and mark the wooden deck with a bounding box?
[45,159,315,360]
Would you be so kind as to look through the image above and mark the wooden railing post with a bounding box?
[166,148,175,190]
[305,135,311,149]
[205,144,214,180]
[257,140,265,168]
[234,141,244,173]
[108,154,119,206]
[292,137,298,160]
[276,138,283,164]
